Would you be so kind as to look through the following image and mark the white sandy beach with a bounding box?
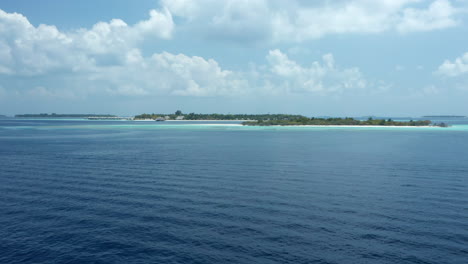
[160,123,442,128]
[164,120,254,122]
[242,125,441,128]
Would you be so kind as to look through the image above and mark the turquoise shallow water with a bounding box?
[1,119,468,263]
[4,119,468,131]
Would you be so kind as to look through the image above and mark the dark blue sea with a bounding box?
[1,119,468,264]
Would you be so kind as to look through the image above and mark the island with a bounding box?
[133,111,303,121]
[133,111,447,127]
[242,117,448,127]
[15,113,117,118]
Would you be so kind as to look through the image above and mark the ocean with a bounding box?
[1,119,467,263]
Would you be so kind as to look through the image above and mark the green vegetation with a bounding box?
[15,113,116,118]
[243,117,436,127]
[133,113,161,120]
[134,110,446,127]
[182,113,304,120]
[134,111,304,121]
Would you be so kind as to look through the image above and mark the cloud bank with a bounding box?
[163,0,462,42]
[0,6,378,99]
[0,8,174,75]
[0,0,465,102]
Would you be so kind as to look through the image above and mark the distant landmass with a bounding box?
[11,112,451,127]
[422,115,466,118]
[134,112,302,121]
[242,117,445,127]
[133,111,447,127]
[15,113,116,118]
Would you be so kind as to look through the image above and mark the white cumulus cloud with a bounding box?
[397,0,459,33]
[90,50,249,97]
[0,8,376,99]
[264,50,367,94]
[0,8,174,75]
[437,52,468,77]
[161,0,463,43]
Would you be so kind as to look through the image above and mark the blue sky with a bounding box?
[1,0,468,116]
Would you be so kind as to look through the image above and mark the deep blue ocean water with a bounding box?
[1,119,468,264]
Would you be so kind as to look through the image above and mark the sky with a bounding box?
[1,0,468,117]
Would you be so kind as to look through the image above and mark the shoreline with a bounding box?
[241,125,442,128]
[151,120,443,127]
[133,121,441,127]
[164,120,253,122]
[150,123,443,128]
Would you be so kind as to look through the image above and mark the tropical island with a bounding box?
[242,117,446,127]
[15,113,117,118]
[12,111,449,127]
[133,110,302,121]
[134,111,448,127]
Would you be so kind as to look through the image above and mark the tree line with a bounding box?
[242,117,435,126]
[133,111,445,127]
[134,111,305,121]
